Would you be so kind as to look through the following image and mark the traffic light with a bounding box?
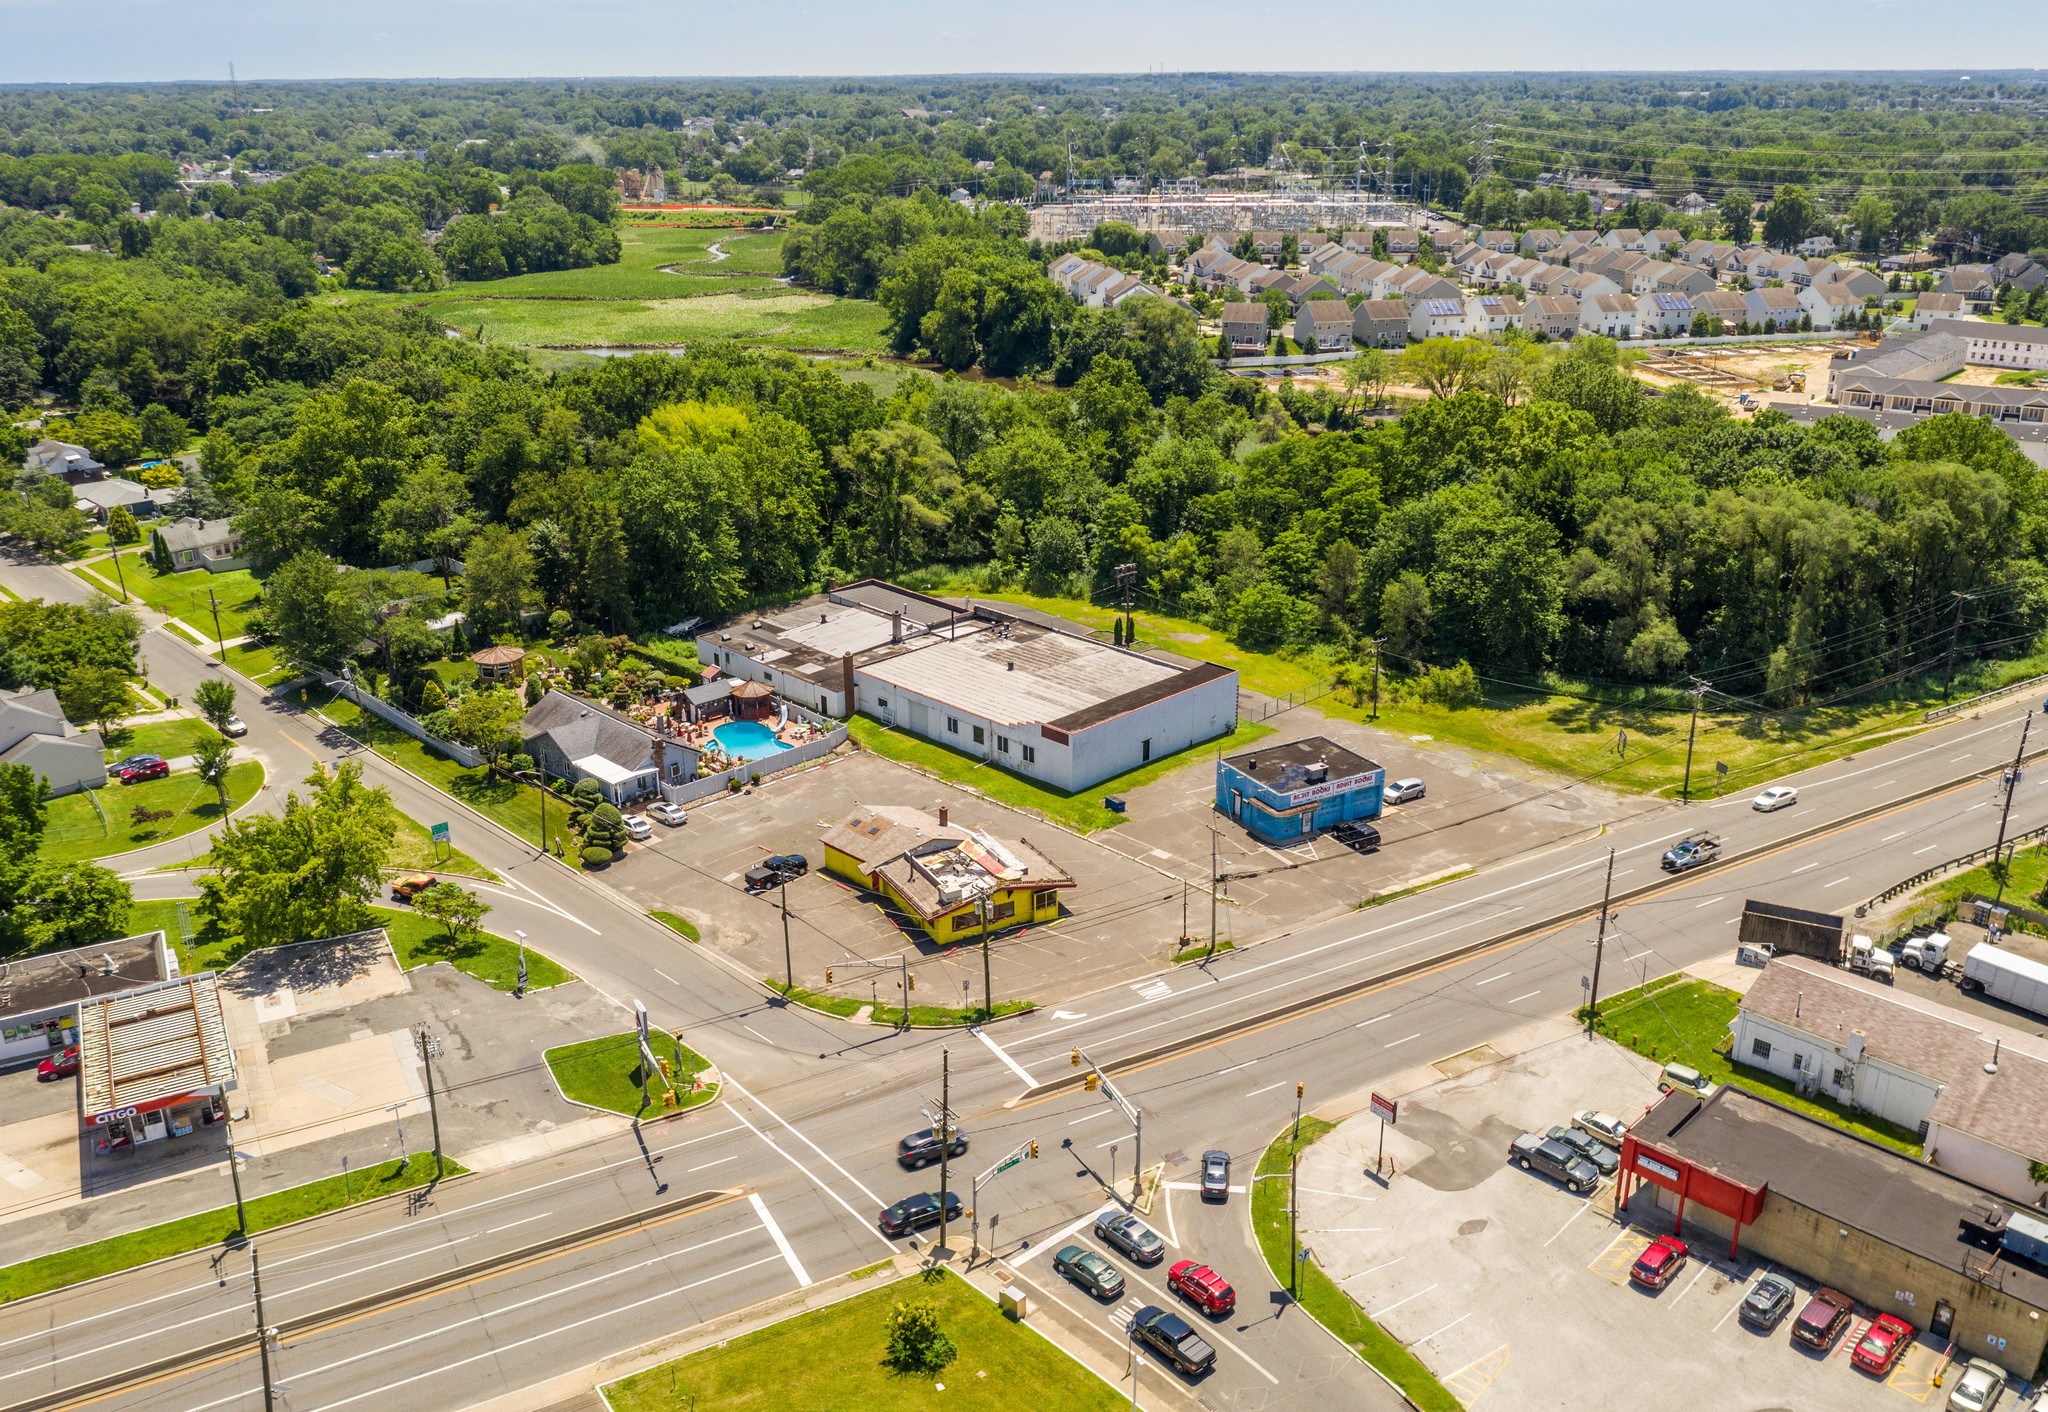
[1029,1140,1039,1159]
[1297,1081,1305,1099]
[908,974,916,991]
[1070,1047,1081,1068]
[825,968,833,985]
[1084,1072,1099,1092]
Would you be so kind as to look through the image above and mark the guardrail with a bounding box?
[1857,821,2048,916]
[1924,672,2048,724]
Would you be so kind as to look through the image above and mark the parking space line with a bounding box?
[1542,1194,1597,1247]
[1368,1281,1438,1317]
[1411,1312,1469,1348]
[1667,1262,1710,1307]
[1354,1254,1405,1279]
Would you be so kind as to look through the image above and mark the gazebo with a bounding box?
[472,645,527,684]
[729,679,775,721]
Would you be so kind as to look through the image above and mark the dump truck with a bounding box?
[1960,943,2048,1020]
[1737,899,1847,964]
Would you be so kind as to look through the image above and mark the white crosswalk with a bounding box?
[1132,979,1173,1002]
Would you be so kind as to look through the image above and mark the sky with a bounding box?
[4,0,2048,83]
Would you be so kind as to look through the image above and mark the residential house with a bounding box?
[1599,227,1645,251]
[1627,259,1682,295]
[1298,233,1332,261]
[1655,263,1718,296]
[1351,300,1410,350]
[1047,252,1088,286]
[1391,269,1463,304]
[1560,270,1622,301]
[1756,252,1805,286]
[1522,294,1580,341]
[1564,229,1598,247]
[150,517,246,573]
[1339,229,1376,254]
[1645,228,1683,256]
[1283,271,1339,306]
[1220,304,1271,356]
[1797,234,1838,256]
[1519,228,1565,256]
[520,688,697,805]
[1250,230,1287,263]
[72,477,169,523]
[1744,285,1807,331]
[1688,288,1746,331]
[1995,253,2047,291]
[1494,256,1546,288]
[1819,265,1886,300]
[1143,228,1191,257]
[1548,237,1592,267]
[1293,299,1354,351]
[1184,239,1237,284]
[1636,291,1697,336]
[1940,264,2000,311]
[1678,238,1719,268]
[1912,291,1968,329]
[1945,321,2048,373]
[1246,267,1290,297]
[1879,250,1941,275]
[1799,280,1865,331]
[1521,264,1576,297]
[1328,254,1391,297]
[20,439,105,484]
[1579,292,1640,338]
[1465,293,1523,337]
[1479,229,1516,254]
[820,805,1074,943]
[0,687,105,797]
[1407,296,1468,342]
[1451,244,1493,281]
[1384,227,1421,262]
[1304,241,1352,276]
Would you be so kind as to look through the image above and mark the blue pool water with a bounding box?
[712,719,792,761]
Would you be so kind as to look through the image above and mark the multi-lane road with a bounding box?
[5,545,2046,1412]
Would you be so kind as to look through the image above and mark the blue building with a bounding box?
[1216,737,1385,845]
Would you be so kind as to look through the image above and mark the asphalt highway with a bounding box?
[6,548,2046,1411]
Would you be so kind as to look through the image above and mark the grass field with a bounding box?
[224,640,289,686]
[76,554,264,639]
[376,906,572,991]
[0,1156,465,1306]
[1251,1118,1459,1412]
[603,1268,1124,1412]
[389,289,891,352]
[544,1031,717,1117]
[39,761,262,865]
[433,226,786,300]
[650,909,701,941]
[1590,977,1924,1155]
[846,714,1271,834]
[101,717,219,763]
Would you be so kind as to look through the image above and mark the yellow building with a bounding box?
[821,805,1073,941]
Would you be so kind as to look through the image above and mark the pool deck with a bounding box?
[689,712,827,769]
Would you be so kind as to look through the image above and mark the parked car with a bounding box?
[1507,1133,1600,1194]
[1948,1358,2008,1411]
[1852,1313,1916,1376]
[744,854,809,890]
[622,814,653,842]
[1052,1244,1124,1299]
[1739,1273,1797,1330]
[1094,1211,1166,1264]
[1573,1111,1629,1148]
[220,714,248,737]
[1791,1287,1855,1350]
[390,872,437,902]
[1546,1125,1618,1175]
[1385,778,1426,805]
[648,802,687,826]
[1167,1260,1236,1316]
[1329,821,1381,854]
[37,1045,80,1081]
[115,754,169,784]
[877,1190,963,1238]
[1659,1062,1719,1099]
[1629,1235,1689,1291]
[896,1126,967,1169]
[1130,1306,1216,1376]
[1752,785,1799,812]
[1199,1149,1231,1202]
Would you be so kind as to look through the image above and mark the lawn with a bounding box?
[423,225,786,300]
[847,715,1273,834]
[223,639,289,686]
[39,761,263,865]
[602,1268,1124,1412]
[650,909,701,941]
[1590,977,1925,1156]
[1926,841,2048,920]
[101,717,219,763]
[544,1031,719,1118]
[75,554,264,639]
[375,905,573,991]
[766,980,1032,1029]
[385,811,492,877]
[0,1155,466,1305]
[1251,1118,1460,1412]
[343,288,892,355]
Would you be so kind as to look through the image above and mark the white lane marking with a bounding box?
[688,1155,738,1172]
[1215,1059,1257,1076]
[1822,876,1854,888]
[1505,990,1543,1004]
[1413,1312,1471,1347]
[1473,970,1514,987]
[723,1075,887,1208]
[1692,895,1725,909]
[1010,1207,1116,1267]
[1953,754,1975,762]
[1915,844,1943,854]
[1298,1187,1377,1201]
[1383,1033,1422,1048]
[749,1192,812,1287]
[974,1027,1038,1088]
[468,879,599,935]
[1356,1013,1394,1029]
[1969,801,1992,810]
[1067,1109,1115,1127]
[1133,979,1173,1001]
[1246,1080,1291,1097]
[482,1212,552,1235]
[741,1024,775,1046]
[1369,1282,1439,1316]
[1095,1131,1137,1149]
[1872,780,1897,790]
[1791,862,1820,874]
[652,967,678,985]
[723,1101,893,1252]
[1881,830,1910,843]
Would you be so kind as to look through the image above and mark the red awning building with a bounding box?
[1619,1098,1768,1258]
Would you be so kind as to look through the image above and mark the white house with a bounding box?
[1407,296,1468,342]
[1636,291,1696,336]
[1798,234,1838,256]
[0,687,106,797]
[1799,281,1864,331]
[1464,293,1522,338]
[1579,292,1640,338]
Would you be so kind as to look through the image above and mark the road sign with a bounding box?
[995,1154,1022,1176]
[1369,1092,1398,1125]
[430,822,450,842]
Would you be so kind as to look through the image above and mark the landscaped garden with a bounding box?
[544,1030,717,1117]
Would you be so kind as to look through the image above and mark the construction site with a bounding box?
[1630,340,1875,412]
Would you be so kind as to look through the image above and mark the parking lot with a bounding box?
[1298,1033,1948,1411]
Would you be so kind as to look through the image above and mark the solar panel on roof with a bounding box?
[1426,299,1460,316]
[1656,293,1688,311]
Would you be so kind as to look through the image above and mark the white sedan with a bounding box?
[622,814,653,841]
[1752,786,1798,812]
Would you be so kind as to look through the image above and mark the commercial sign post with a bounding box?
[1370,1092,1397,1177]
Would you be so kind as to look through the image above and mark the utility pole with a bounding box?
[110,548,130,603]
[1680,678,1708,801]
[1368,637,1385,721]
[1944,590,1975,702]
[937,1047,952,1258]
[1288,1141,1301,1294]
[224,1110,248,1234]
[1993,712,2033,905]
[978,895,992,1021]
[1207,829,1220,961]
[780,883,793,991]
[208,588,227,663]
[1585,848,1617,1031]
[899,953,909,1031]
[250,1245,276,1412]
[415,1027,444,1179]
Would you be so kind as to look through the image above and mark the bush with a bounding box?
[583,801,629,854]
[421,708,456,739]
[1396,660,1484,709]
[581,845,612,869]
[548,609,572,641]
[106,505,141,545]
[884,1298,957,1375]
[418,677,447,711]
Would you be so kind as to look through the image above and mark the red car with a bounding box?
[1851,1312,1916,1375]
[1628,1235,1689,1291]
[115,754,169,784]
[38,1046,80,1081]
[1792,1287,1855,1350]
[1167,1260,1236,1317]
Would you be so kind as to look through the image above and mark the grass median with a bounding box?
[765,980,1032,1028]
[1251,1118,1460,1412]
[545,1031,719,1118]
[602,1266,1124,1412]
[0,1157,467,1305]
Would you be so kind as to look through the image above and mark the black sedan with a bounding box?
[897,1127,968,1169]
[878,1190,962,1237]
[1131,1305,1215,1375]
[1546,1124,1619,1176]
[1095,1211,1165,1264]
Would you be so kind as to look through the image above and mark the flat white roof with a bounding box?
[571,754,648,786]
[859,629,1179,728]
[769,604,901,657]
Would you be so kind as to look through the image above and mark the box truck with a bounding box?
[1959,943,2048,1020]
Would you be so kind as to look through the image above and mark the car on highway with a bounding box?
[1129,1306,1215,1376]
[1329,821,1380,854]
[1752,785,1799,812]
[1052,1244,1124,1300]
[1659,1062,1719,1099]
[390,872,437,902]
[648,801,687,826]
[114,754,169,784]
[877,1190,962,1238]
[1739,1272,1798,1330]
[1573,1110,1629,1148]
[1199,1149,1231,1202]
[1546,1125,1618,1175]
[220,714,248,737]
[1629,1235,1688,1291]
[1791,1286,1854,1351]
[1852,1312,1916,1376]
[37,1045,80,1081]
[1385,777,1426,805]
[896,1126,968,1169]
[1167,1260,1236,1316]
[1507,1133,1599,1194]
[1948,1358,2008,1411]
[1659,832,1722,872]
[621,813,653,841]
[744,854,809,890]
[1095,1211,1166,1264]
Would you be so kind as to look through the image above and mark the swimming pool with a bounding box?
[712,719,793,761]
